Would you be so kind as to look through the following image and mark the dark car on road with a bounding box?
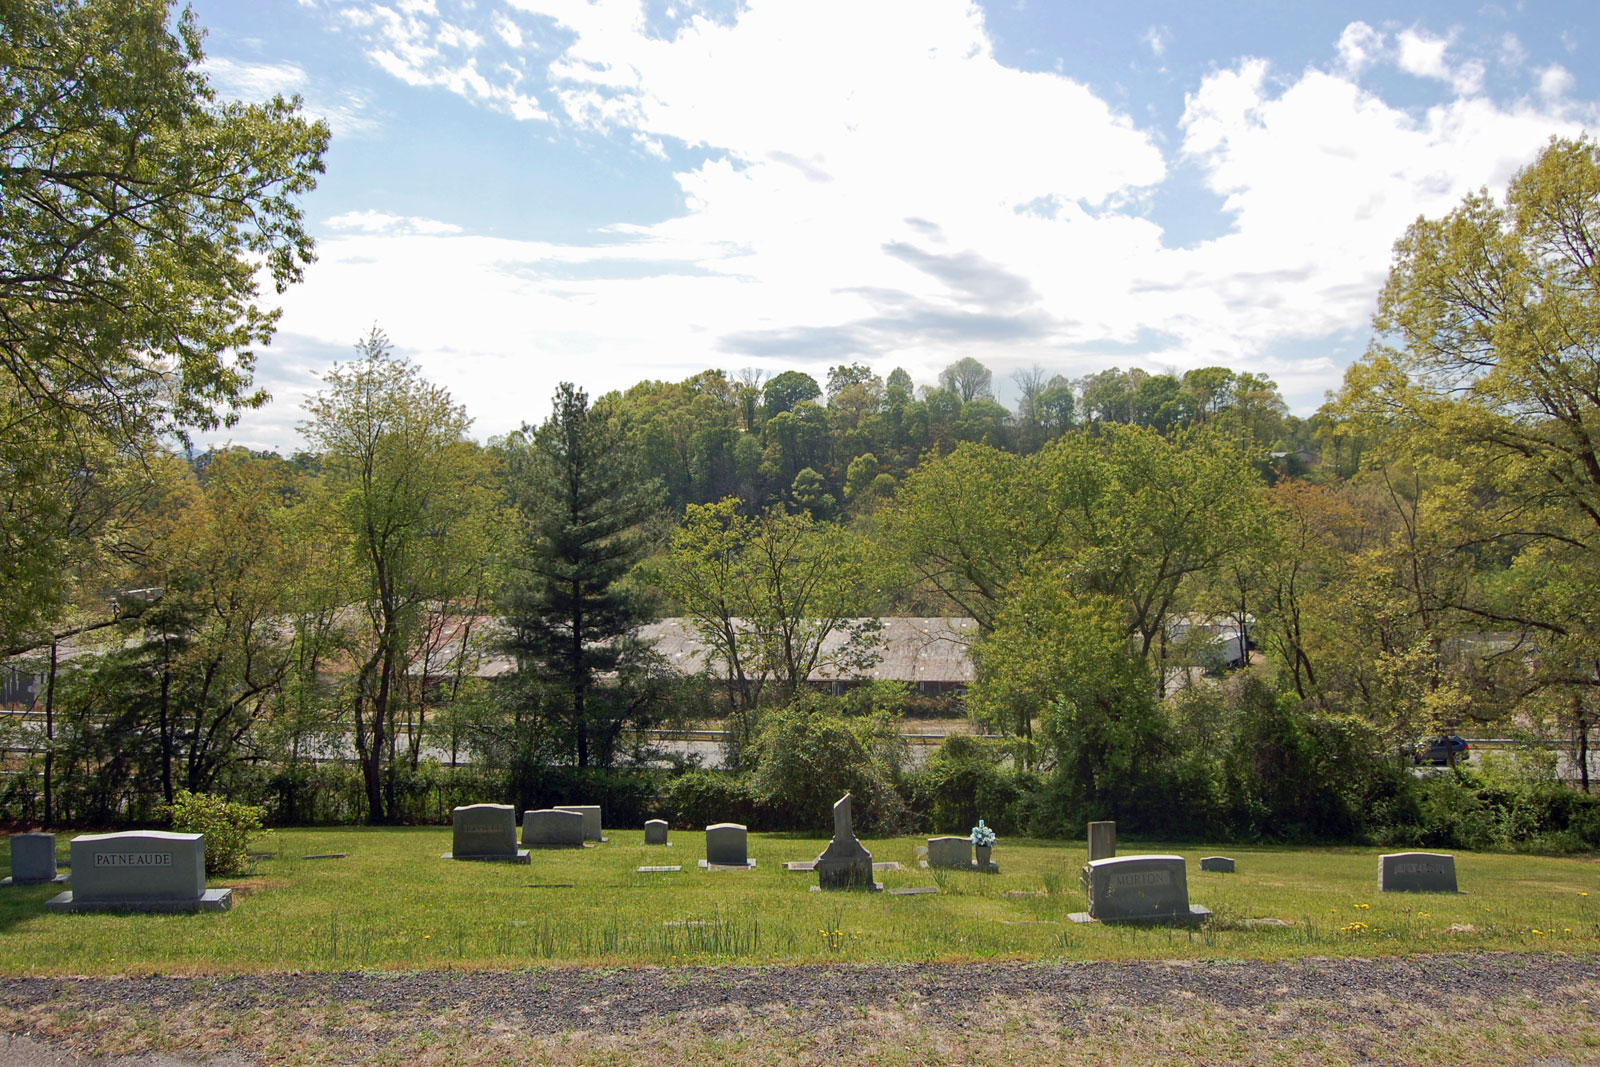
[1412,735,1470,765]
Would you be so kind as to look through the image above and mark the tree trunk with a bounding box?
[42,642,56,827]
[159,631,174,804]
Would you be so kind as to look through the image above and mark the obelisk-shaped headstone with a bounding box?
[815,793,876,890]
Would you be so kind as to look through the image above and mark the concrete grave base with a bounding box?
[1,874,67,887]
[697,859,756,870]
[919,859,999,872]
[784,861,817,872]
[1068,904,1211,926]
[46,888,233,913]
[810,882,882,893]
[887,886,938,896]
[440,850,531,864]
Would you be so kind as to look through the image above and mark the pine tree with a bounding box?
[499,384,661,768]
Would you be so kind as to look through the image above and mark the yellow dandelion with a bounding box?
[1419,913,1430,918]
[1533,928,1544,935]
[1582,892,1590,898]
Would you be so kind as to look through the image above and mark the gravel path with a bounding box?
[2,953,1598,1065]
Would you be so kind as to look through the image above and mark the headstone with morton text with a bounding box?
[1379,851,1458,893]
[523,808,585,848]
[814,793,877,890]
[444,803,529,863]
[1070,854,1209,925]
[4,832,65,886]
[46,831,231,912]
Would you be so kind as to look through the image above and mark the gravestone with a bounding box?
[1087,820,1117,861]
[555,805,604,842]
[1199,856,1235,873]
[45,831,231,913]
[1070,854,1209,925]
[702,823,754,868]
[814,793,878,890]
[644,820,669,845]
[523,808,585,849]
[4,832,65,886]
[1379,852,1458,893]
[443,803,528,863]
[925,836,972,870]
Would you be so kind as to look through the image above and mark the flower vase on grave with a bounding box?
[974,844,992,868]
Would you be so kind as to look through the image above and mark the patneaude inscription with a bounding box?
[95,852,174,868]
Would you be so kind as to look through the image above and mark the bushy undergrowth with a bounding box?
[160,790,267,875]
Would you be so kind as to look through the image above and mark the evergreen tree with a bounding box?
[499,384,662,769]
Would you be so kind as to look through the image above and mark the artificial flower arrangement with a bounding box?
[970,819,997,848]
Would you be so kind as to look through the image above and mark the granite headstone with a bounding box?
[814,793,876,890]
[523,808,585,848]
[1072,854,1209,925]
[46,831,231,913]
[1379,852,1458,893]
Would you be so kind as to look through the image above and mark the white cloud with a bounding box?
[233,2,1600,449]
[1539,64,1575,99]
[202,55,379,137]
[1143,25,1169,58]
[1335,21,1383,76]
[326,210,465,235]
[1395,27,1483,95]
[202,56,308,98]
[1173,57,1591,364]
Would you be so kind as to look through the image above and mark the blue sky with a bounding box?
[189,0,1599,449]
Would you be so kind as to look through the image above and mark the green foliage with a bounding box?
[497,383,664,770]
[160,789,267,875]
[660,770,760,830]
[907,735,1034,835]
[747,704,909,834]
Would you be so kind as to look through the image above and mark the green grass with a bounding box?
[1,828,1596,975]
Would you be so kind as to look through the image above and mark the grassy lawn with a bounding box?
[2,827,1596,975]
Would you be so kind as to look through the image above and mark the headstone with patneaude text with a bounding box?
[46,831,231,912]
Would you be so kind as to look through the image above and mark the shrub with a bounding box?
[160,790,268,875]
[908,734,1031,835]
[748,705,911,834]
[661,770,760,829]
